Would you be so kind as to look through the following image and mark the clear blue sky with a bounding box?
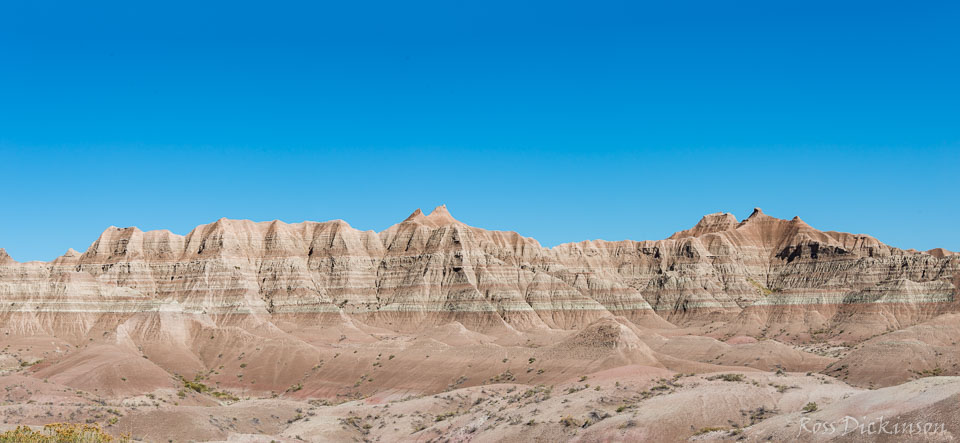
[1,1,958,261]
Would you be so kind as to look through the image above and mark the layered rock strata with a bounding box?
[0,206,957,339]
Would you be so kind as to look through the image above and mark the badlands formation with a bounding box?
[1,206,958,441]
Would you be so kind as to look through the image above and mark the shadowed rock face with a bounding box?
[0,206,957,339]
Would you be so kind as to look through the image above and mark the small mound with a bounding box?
[833,313,960,387]
[35,344,176,397]
[547,318,662,367]
[562,318,647,350]
[725,335,758,345]
[416,321,497,346]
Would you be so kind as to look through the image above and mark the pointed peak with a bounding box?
[95,225,142,241]
[403,208,426,222]
[399,205,460,227]
[668,212,738,239]
[208,217,231,227]
[429,204,450,216]
[326,219,352,228]
[702,212,738,224]
[0,248,16,265]
[50,248,83,265]
[425,204,458,226]
[739,207,774,224]
[789,215,811,225]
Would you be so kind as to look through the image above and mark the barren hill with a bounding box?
[1,207,958,441]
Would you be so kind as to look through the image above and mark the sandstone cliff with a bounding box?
[0,206,957,342]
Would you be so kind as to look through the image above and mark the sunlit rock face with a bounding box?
[0,206,956,339]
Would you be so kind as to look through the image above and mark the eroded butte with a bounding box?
[1,206,958,441]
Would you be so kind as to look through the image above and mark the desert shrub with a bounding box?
[769,383,794,393]
[745,406,777,425]
[211,391,240,402]
[179,376,210,393]
[912,367,944,378]
[706,373,745,382]
[0,423,129,442]
[434,412,456,422]
[488,370,515,383]
[694,426,726,435]
[802,402,818,413]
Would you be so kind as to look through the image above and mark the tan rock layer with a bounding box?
[0,206,957,337]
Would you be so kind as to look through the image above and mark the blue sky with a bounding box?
[1,1,958,261]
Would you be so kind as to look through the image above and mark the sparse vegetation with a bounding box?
[175,375,238,402]
[694,426,726,435]
[181,377,210,394]
[744,406,777,425]
[747,278,775,296]
[487,370,516,383]
[802,402,818,413]
[559,415,580,427]
[434,412,456,422]
[769,383,795,393]
[0,423,130,442]
[911,367,944,378]
[706,373,745,382]
[19,359,42,368]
